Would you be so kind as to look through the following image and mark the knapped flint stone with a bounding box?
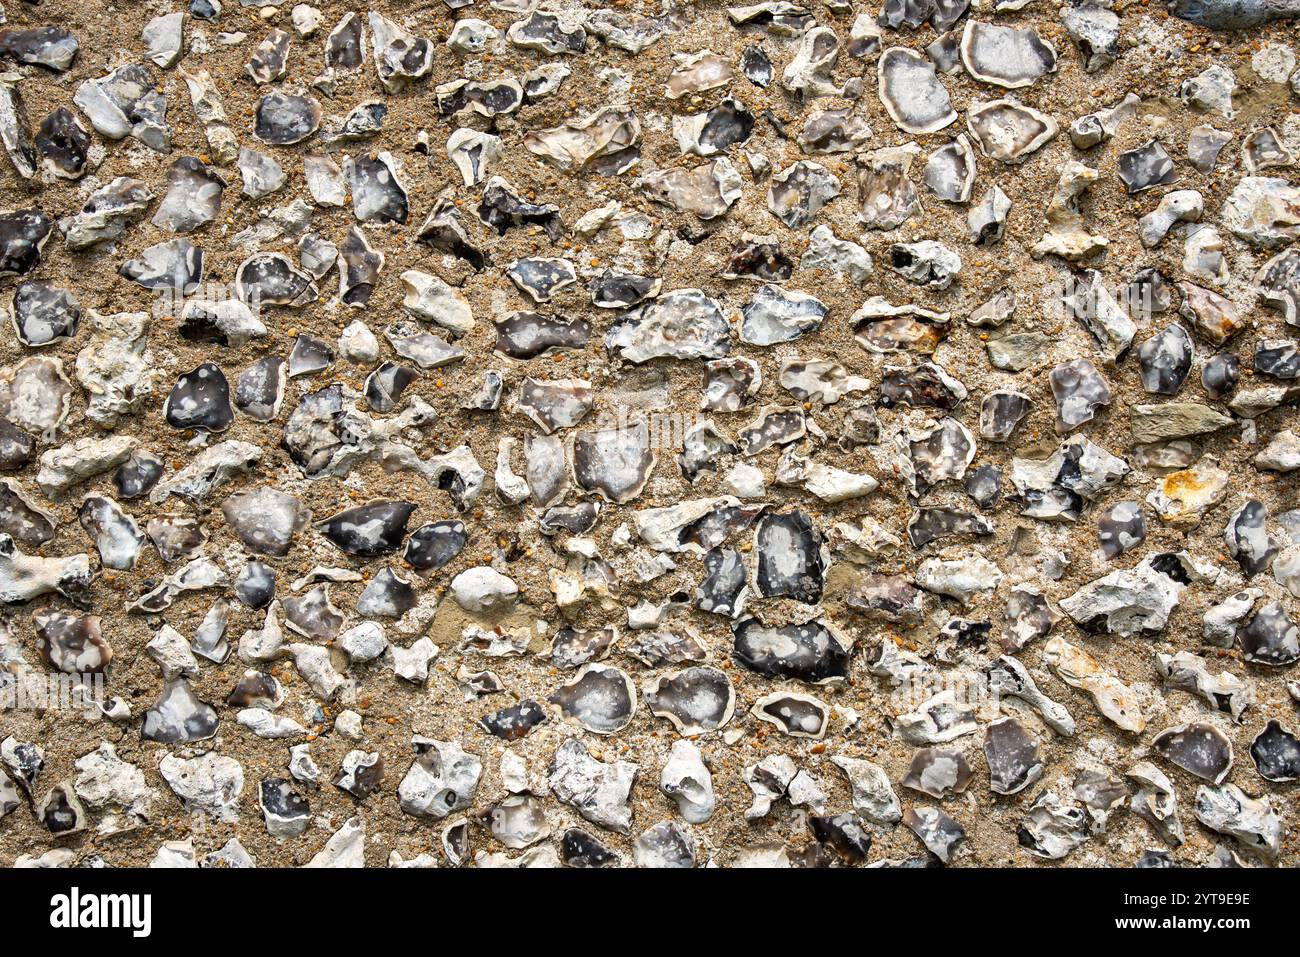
[967,184,1015,248]
[346,152,409,224]
[261,779,310,837]
[237,253,317,308]
[398,737,482,820]
[1138,325,1194,395]
[35,610,110,674]
[878,47,956,135]
[960,21,1057,89]
[984,718,1043,795]
[1059,553,1191,637]
[1018,790,1091,860]
[626,629,707,668]
[0,419,34,473]
[967,98,1058,163]
[1097,501,1146,560]
[858,145,923,230]
[980,390,1031,442]
[738,407,806,455]
[740,284,827,345]
[247,29,291,85]
[1117,140,1177,193]
[964,465,1002,510]
[479,177,563,238]
[142,679,219,744]
[368,11,434,92]
[0,82,35,181]
[78,495,144,570]
[402,522,467,573]
[754,511,825,603]
[732,618,850,684]
[549,664,637,734]
[74,63,167,151]
[480,700,546,741]
[1126,267,1178,320]
[1154,722,1234,784]
[222,487,307,557]
[1223,499,1277,576]
[607,289,730,363]
[572,420,655,504]
[740,45,773,86]
[902,747,973,799]
[1155,650,1253,722]
[1002,586,1061,653]
[254,91,322,145]
[495,312,591,359]
[325,12,365,69]
[752,690,829,739]
[539,503,600,536]
[287,336,334,379]
[1202,352,1240,399]
[887,240,961,289]
[61,177,152,250]
[1193,784,1282,860]
[880,362,966,411]
[548,738,636,833]
[1256,247,1300,326]
[234,562,276,610]
[417,199,486,269]
[164,363,233,433]
[848,573,924,624]
[37,783,87,836]
[507,258,577,304]
[645,666,734,735]
[1254,339,1300,380]
[525,107,641,172]
[1221,176,1300,249]
[120,238,203,294]
[589,271,661,309]
[549,627,617,671]
[810,813,871,861]
[1050,358,1111,431]
[798,108,869,156]
[1062,3,1119,71]
[152,157,226,234]
[113,450,163,501]
[234,356,285,423]
[8,282,79,349]
[283,585,344,641]
[367,344,430,408]
[903,417,976,494]
[908,506,993,549]
[0,27,79,72]
[1250,720,1300,782]
[0,208,51,277]
[317,500,415,557]
[680,421,737,483]
[920,121,969,199]
[0,480,54,549]
[905,805,966,863]
[1237,600,1300,665]
[765,161,840,229]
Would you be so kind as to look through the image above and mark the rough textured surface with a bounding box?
[0,0,1297,870]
